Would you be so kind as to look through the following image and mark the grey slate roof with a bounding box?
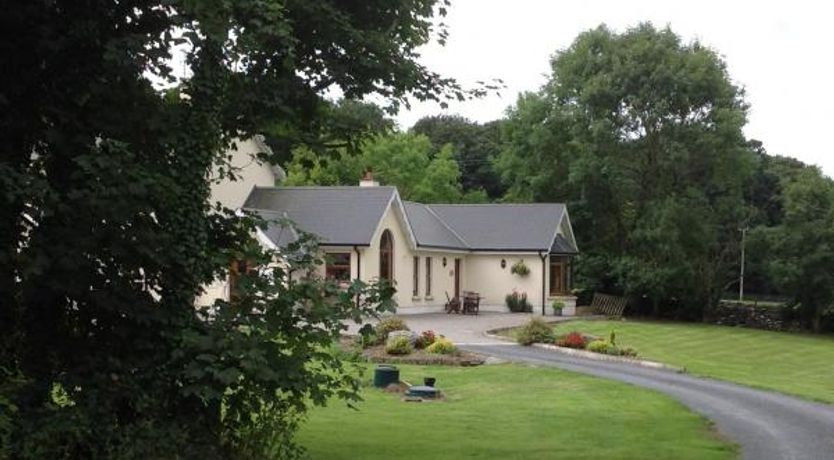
[402,202,467,249]
[427,204,567,251]
[243,186,577,254]
[244,186,396,246]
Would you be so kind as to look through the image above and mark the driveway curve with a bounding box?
[462,343,834,460]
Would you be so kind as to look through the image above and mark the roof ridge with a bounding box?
[423,204,470,248]
[427,202,566,207]
[254,185,397,191]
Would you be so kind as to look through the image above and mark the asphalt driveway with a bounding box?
[462,343,834,460]
[350,312,834,459]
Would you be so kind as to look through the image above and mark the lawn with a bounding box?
[298,364,735,459]
[555,320,834,403]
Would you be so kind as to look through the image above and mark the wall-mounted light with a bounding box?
[442,257,447,267]
[500,259,507,269]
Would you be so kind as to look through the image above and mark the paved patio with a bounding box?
[345,312,572,345]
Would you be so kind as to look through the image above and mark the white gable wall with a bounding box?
[208,138,276,210]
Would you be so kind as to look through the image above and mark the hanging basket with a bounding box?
[510,260,530,277]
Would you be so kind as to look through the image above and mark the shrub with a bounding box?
[505,290,533,313]
[516,318,555,345]
[586,339,610,354]
[385,336,413,355]
[426,337,457,354]
[620,347,638,357]
[374,317,409,342]
[415,330,437,349]
[354,333,378,349]
[555,331,587,349]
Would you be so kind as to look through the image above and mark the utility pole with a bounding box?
[739,226,748,303]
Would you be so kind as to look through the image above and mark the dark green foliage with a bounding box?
[756,168,834,332]
[0,0,459,458]
[516,318,555,346]
[411,115,505,198]
[497,24,752,318]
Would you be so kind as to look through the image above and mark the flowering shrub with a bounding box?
[555,331,587,349]
[415,330,437,349]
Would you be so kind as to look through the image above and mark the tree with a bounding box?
[411,114,505,198]
[285,132,487,203]
[0,1,462,457]
[497,24,752,317]
[759,168,834,332]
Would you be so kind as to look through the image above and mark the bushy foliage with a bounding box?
[426,337,457,355]
[374,317,410,343]
[506,291,533,313]
[385,336,413,355]
[0,1,464,457]
[516,318,556,346]
[556,331,588,349]
[496,23,752,318]
[415,330,437,349]
[510,260,531,276]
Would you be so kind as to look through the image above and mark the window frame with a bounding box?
[379,229,394,281]
[325,252,352,282]
[425,256,432,297]
[412,256,420,297]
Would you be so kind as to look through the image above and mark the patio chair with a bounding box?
[444,291,461,314]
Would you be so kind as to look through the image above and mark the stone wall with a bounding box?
[706,301,801,332]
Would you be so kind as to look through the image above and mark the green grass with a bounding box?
[298,364,735,459]
[557,320,834,403]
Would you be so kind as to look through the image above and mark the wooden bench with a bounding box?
[591,293,627,318]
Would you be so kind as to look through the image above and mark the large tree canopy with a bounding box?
[0,1,461,458]
[497,24,753,317]
[410,115,505,198]
[285,133,487,203]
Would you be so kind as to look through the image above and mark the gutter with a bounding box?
[354,245,361,307]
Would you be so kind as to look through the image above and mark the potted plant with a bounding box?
[551,300,565,316]
[510,260,530,277]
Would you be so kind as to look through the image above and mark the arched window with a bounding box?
[379,229,394,281]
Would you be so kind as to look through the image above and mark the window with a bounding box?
[412,256,419,297]
[549,257,568,296]
[229,259,254,299]
[325,253,351,282]
[379,229,394,281]
[425,257,432,296]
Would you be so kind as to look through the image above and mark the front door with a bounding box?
[454,258,461,298]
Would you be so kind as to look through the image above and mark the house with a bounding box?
[241,177,579,314]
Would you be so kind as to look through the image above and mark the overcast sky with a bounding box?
[395,0,833,176]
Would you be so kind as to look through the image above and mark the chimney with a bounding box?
[359,169,379,187]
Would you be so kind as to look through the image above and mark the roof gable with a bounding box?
[244,186,396,246]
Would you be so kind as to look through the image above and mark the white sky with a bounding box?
[395,0,834,176]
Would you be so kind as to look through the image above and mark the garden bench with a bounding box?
[591,293,627,318]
